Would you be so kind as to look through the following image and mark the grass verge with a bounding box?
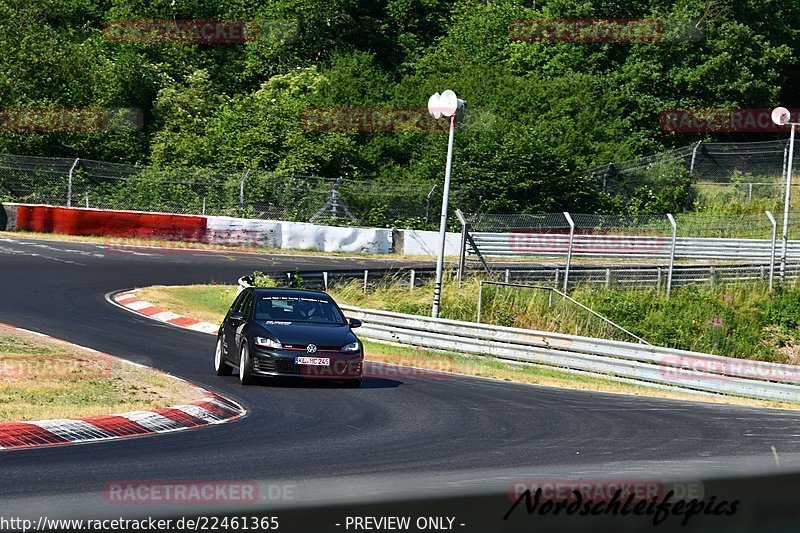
[131,284,799,410]
[0,327,204,422]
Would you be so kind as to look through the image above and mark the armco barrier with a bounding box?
[340,305,800,403]
[471,231,800,261]
[10,204,206,240]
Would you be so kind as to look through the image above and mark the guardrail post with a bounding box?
[709,266,715,288]
[554,268,560,289]
[563,212,575,293]
[657,267,662,291]
[605,268,611,287]
[239,169,250,207]
[363,269,368,293]
[456,209,468,286]
[410,269,416,291]
[67,158,79,207]
[766,211,777,290]
[666,214,677,296]
[505,269,510,283]
[323,271,329,292]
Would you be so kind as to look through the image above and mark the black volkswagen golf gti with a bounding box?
[214,288,364,387]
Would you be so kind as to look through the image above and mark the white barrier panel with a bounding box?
[205,216,281,247]
[397,229,461,256]
[280,221,391,253]
[206,216,392,254]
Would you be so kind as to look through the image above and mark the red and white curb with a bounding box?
[0,322,245,450]
[113,291,219,334]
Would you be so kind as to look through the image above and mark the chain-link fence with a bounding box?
[0,154,456,229]
[583,139,798,206]
[0,138,798,229]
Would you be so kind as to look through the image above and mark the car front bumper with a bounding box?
[251,346,363,380]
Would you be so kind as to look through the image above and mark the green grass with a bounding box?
[0,329,203,421]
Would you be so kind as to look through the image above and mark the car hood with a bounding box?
[256,322,356,347]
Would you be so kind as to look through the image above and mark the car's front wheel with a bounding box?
[239,342,255,385]
[214,336,232,376]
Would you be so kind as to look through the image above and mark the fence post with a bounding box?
[84,192,89,208]
[323,271,328,292]
[554,268,560,288]
[67,158,79,207]
[505,269,510,283]
[605,268,611,287]
[666,214,677,296]
[202,197,206,215]
[689,141,701,178]
[456,209,468,286]
[363,270,368,293]
[766,211,777,291]
[239,169,250,207]
[425,184,437,225]
[563,212,575,293]
[409,269,416,291]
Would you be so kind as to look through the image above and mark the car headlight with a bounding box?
[341,341,360,353]
[255,337,282,349]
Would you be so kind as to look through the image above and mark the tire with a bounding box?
[214,336,232,376]
[342,378,362,389]
[239,342,255,385]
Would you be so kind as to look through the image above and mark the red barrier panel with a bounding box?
[15,205,207,241]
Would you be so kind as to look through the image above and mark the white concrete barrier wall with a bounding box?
[397,229,461,256]
[205,216,393,254]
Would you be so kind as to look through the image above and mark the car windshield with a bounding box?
[254,295,345,325]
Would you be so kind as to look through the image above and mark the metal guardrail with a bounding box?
[341,305,800,403]
[469,233,799,261]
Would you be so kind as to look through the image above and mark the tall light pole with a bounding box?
[428,90,465,318]
[772,107,796,280]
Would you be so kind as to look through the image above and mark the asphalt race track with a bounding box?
[3,235,800,531]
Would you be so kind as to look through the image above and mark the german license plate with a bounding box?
[295,357,330,366]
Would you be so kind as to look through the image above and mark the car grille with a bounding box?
[253,358,276,372]
[281,344,340,352]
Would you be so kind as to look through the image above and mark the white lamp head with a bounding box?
[428,90,460,119]
[772,107,791,126]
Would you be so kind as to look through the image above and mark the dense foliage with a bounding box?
[1,0,798,215]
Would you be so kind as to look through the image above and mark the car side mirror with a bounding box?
[348,318,362,329]
[230,311,246,321]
